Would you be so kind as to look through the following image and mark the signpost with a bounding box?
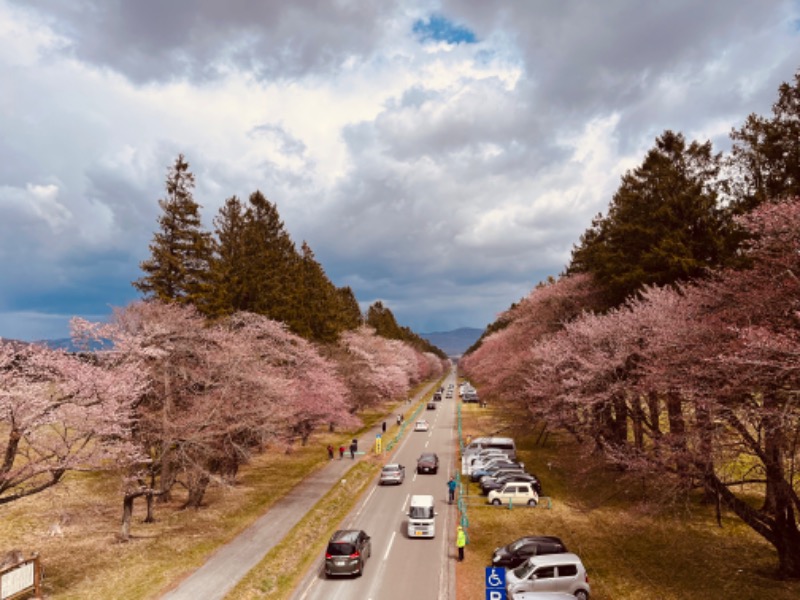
[375,433,382,454]
[485,566,506,600]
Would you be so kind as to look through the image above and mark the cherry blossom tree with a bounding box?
[461,273,604,402]
[74,301,358,537]
[0,339,141,506]
[484,199,800,577]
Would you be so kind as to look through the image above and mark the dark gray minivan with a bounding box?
[325,529,372,577]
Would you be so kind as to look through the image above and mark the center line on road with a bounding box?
[384,531,396,561]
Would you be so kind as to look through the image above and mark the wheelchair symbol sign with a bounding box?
[485,566,506,588]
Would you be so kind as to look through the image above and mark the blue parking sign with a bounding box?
[485,589,506,600]
[485,566,506,588]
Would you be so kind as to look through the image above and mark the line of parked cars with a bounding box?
[461,433,590,599]
[462,436,542,507]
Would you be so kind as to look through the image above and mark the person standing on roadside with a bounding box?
[456,525,466,561]
[349,441,356,459]
[339,445,345,459]
[327,445,334,460]
[447,476,457,504]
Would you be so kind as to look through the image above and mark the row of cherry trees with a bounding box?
[461,199,800,577]
[2,302,446,539]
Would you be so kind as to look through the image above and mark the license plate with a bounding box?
[415,531,422,536]
[335,560,345,566]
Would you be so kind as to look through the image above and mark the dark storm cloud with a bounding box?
[10,0,399,83]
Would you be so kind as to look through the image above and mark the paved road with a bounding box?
[290,371,459,600]
[158,378,445,600]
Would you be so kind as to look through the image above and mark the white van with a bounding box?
[463,437,517,460]
[407,494,436,538]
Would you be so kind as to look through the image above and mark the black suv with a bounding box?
[491,535,567,568]
[325,529,372,577]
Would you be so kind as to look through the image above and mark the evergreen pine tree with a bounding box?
[569,131,729,306]
[206,195,249,317]
[728,70,800,211]
[336,286,364,331]
[134,154,213,306]
[298,242,344,343]
[242,191,303,331]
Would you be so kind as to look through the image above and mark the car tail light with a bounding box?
[585,573,590,583]
[349,551,360,559]
[325,553,332,559]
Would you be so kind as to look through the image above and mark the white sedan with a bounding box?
[414,420,430,432]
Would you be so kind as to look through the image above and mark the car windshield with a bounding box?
[409,506,434,519]
[513,561,536,579]
[509,539,527,552]
[383,466,400,473]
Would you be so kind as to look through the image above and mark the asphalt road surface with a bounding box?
[290,372,459,600]
[159,375,454,600]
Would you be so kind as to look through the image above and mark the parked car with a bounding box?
[492,536,568,568]
[417,452,440,474]
[324,529,372,577]
[510,593,581,600]
[482,473,542,496]
[506,553,590,600]
[414,420,430,432]
[426,402,436,410]
[487,482,539,506]
[379,463,405,485]
[470,462,525,481]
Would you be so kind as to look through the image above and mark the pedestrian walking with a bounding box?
[456,525,466,561]
[382,421,387,433]
[349,442,356,459]
[339,445,345,459]
[327,444,334,460]
[447,476,457,504]
[397,414,402,425]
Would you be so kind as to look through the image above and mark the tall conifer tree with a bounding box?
[134,154,213,306]
[569,131,728,306]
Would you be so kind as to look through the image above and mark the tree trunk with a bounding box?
[120,495,134,541]
[630,395,645,450]
[184,472,210,509]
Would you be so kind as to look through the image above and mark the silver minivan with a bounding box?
[506,553,590,599]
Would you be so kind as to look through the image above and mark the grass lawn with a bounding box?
[456,401,800,600]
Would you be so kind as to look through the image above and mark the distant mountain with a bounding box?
[36,338,110,352]
[420,327,484,357]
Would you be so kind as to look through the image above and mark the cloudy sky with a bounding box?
[1,1,799,341]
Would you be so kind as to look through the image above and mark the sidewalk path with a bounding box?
[159,382,438,600]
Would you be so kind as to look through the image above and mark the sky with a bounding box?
[1,1,799,342]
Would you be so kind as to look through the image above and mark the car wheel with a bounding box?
[528,499,537,506]
[574,590,589,600]
[492,499,501,505]
[357,559,364,577]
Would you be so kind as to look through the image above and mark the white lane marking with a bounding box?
[402,493,410,512]
[356,485,378,518]
[425,440,429,448]
[383,531,396,561]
